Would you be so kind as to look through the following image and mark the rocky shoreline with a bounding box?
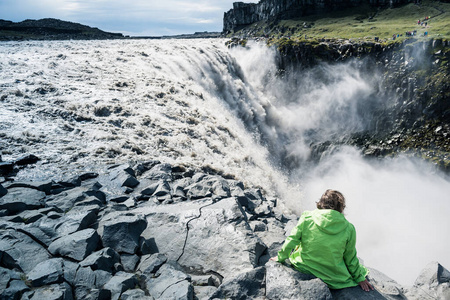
[1,156,449,299]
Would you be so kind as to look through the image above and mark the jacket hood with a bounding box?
[311,209,348,235]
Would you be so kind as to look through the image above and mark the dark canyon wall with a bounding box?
[224,0,413,32]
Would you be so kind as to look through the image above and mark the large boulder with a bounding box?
[98,213,147,254]
[0,229,51,273]
[109,164,140,189]
[45,182,105,212]
[48,228,100,261]
[265,260,332,300]
[406,262,450,300]
[210,266,266,299]
[27,258,64,287]
[54,205,99,237]
[80,247,121,273]
[73,267,112,299]
[138,197,266,281]
[0,187,45,214]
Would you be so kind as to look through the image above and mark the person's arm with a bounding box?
[275,214,305,263]
[343,224,373,290]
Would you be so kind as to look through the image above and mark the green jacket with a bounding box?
[277,209,368,289]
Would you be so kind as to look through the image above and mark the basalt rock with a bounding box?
[0,161,449,300]
[223,0,412,33]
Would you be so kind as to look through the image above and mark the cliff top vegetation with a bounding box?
[230,0,450,44]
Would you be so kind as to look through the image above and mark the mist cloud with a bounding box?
[296,147,450,285]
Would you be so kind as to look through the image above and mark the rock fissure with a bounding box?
[176,200,216,263]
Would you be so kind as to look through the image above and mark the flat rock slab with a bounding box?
[0,229,51,273]
[0,187,45,214]
[146,262,193,300]
[265,260,332,300]
[137,197,266,280]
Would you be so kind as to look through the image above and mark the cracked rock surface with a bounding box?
[1,160,449,299]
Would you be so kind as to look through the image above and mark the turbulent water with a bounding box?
[1,39,449,285]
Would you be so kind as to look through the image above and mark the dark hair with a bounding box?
[316,189,346,213]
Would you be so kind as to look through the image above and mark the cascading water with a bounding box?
[0,39,449,285]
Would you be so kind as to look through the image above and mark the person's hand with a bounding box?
[269,256,278,262]
[358,279,374,292]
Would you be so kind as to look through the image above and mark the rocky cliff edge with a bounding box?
[1,157,449,299]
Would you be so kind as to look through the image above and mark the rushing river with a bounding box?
[0,39,449,285]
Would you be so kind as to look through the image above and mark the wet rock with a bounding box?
[265,260,332,300]
[210,267,266,300]
[146,262,193,300]
[48,228,100,261]
[103,271,138,300]
[80,247,121,273]
[99,213,147,254]
[27,258,64,287]
[0,187,45,214]
[14,154,40,166]
[0,229,51,273]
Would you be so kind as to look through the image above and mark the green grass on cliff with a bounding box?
[236,0,450,43]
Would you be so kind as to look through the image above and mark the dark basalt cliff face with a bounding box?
[0,18,124,41]
[224,0,413,32]
[274,37,450,170]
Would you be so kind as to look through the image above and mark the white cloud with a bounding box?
[0,0,257,35]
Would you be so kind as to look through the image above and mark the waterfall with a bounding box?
[0,39,449,285]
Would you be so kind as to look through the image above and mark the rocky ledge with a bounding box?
[1,156,449,299]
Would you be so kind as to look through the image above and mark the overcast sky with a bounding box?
[0,0,257,36]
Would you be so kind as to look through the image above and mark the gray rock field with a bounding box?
[1,158,449,299]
